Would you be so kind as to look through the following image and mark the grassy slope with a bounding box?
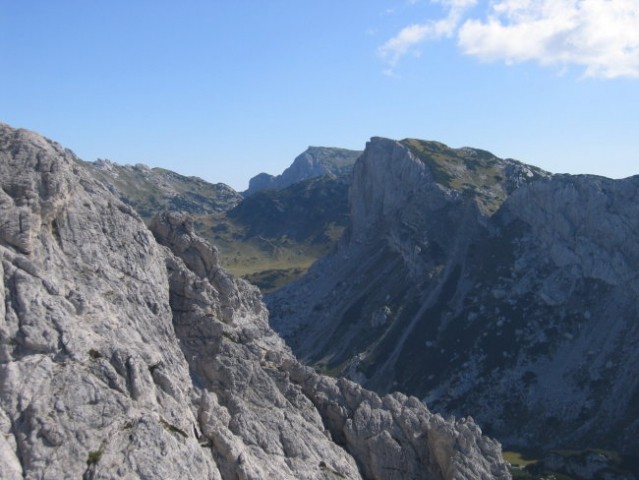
[219,176,350,291]
[503,448,639,479]
[401,138,548,214]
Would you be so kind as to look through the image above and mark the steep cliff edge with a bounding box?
[0,123,508,479]
[268,137,639,454]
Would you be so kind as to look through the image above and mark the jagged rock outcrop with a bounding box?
[0,123,509,479]
[245,147,361,196]
[0,124,220,479]
[268,136,639,455]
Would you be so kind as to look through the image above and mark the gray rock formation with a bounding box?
[245,147,361,196]
[85,158,243,218]
[0,123,509,479]
[268,136,639,455]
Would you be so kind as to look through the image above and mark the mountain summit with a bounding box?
[245,146,362,196]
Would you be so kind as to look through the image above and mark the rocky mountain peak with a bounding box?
[349,137,439,241]
[0,126,76,255]
[245,146,362,196]
[349,137,548,242]
[400,138,547,209]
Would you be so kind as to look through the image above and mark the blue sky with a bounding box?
[1,1,638,190]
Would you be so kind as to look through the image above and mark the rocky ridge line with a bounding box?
[86,159,243,217]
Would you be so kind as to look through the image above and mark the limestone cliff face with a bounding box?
[350,137,446,240]
[0,123,508,479]
[268,137,639,454]
[245,147,361,196]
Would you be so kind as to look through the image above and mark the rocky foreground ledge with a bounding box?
[0,123,509,479]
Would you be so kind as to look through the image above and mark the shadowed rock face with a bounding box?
[268,136,639,454]
[0,123,509,479]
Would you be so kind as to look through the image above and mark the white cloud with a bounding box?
[459,0,639,78]
[379,0,639,79]
[378,0,477,66]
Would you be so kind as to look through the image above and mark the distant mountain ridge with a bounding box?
[85,152,352,292]
[268,136,639,457]
[245,146,361,196]
[86,159,243,216]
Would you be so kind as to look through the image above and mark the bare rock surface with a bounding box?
[86,158,242,217]
[268,136,639,454]
[245,147,361,196]
[0,123,509,479]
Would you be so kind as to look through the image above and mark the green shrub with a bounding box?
[87,449,102,465]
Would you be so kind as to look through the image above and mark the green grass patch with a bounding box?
[503,451,540,467]
[242,267,306,293]
[87,449,103,466]
[401,138,511,215]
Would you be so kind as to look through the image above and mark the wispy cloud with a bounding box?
[378,0,477,66]
[379,0,639,79]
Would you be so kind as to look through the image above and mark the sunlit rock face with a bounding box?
[269,136,639,454]
[245,146,361,196]
[0,123,509,479]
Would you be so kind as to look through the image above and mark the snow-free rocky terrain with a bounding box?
[245,146,361,196]
[84,154,352,292]
[268,137,639,455]
[0,123,509,479]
